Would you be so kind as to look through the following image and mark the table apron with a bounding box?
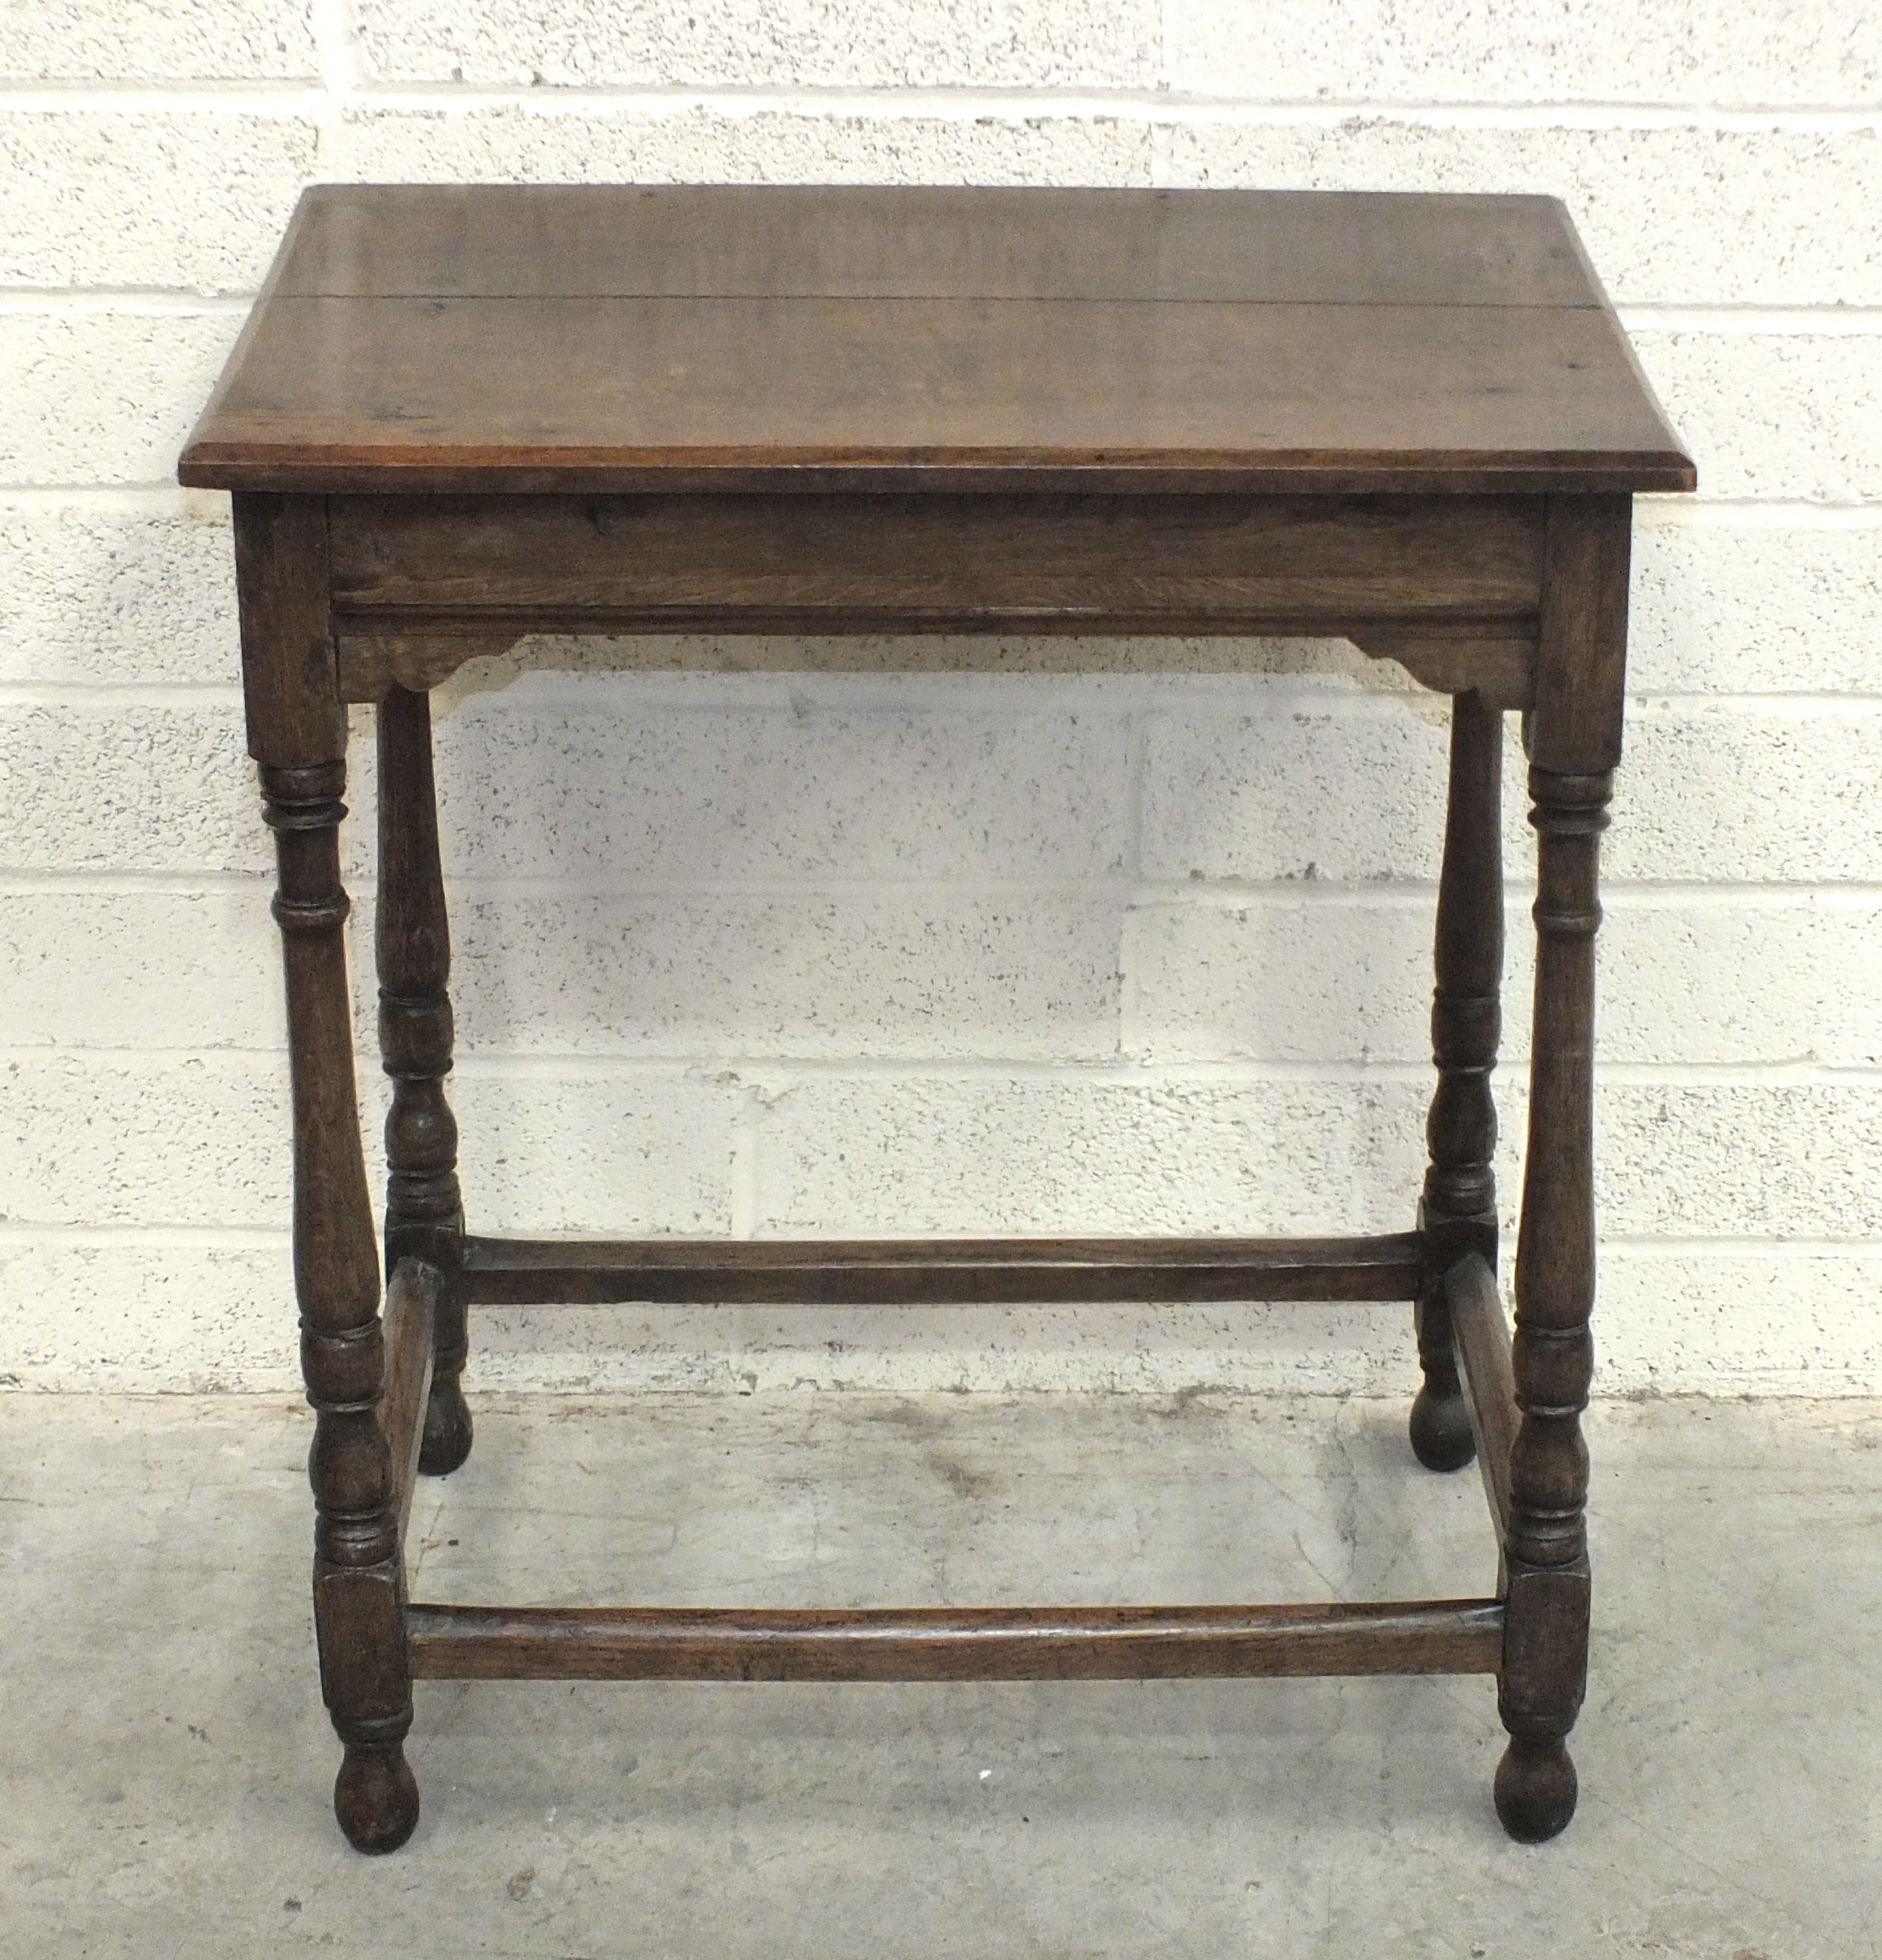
[322,490,1545,704]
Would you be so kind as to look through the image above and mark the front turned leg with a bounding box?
[1495,763,1607,1843]
[1412,691,1504,1471]
[265,759,419,1854]
[376,686,470,1475]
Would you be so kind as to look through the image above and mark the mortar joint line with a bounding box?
[1148,119,1174,186]
[19,1044,1882,1092]
[729,1083,765,1239]
[310,0,368,111]
[5,80,1882,129]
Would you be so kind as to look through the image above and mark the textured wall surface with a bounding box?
[3,1,1879,1395]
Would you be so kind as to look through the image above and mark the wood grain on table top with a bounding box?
[180,185,1694,496]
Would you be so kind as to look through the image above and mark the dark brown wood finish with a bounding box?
[1410,691,1506,1471]
[327,488,1551,616]
[1493,494,1628,1844]
[325,491,1545,706]
[375,686,471,1475]
[195,189,1689,1853]
[335,622,1538,708]
[377,1257,436,1545]
[271,185,1602,306]
[239,496,419,1858]
[182,187,1692,500]
[461,1232,1424,1306]
[179,295,1692,496]
[406,1598,1504,1683]
[231,490,343,764]
[1446,1253,1519,1539]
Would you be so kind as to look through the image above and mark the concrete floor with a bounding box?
[4,1391,1879,1958]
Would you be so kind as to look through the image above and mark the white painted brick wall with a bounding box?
[1169,0,1882,105]
[332,105,1155,187]
[1,1,318,82]
[2,3,1879,1399]
[350,1,1161,88]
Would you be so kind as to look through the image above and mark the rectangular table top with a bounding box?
[179,184,1693,498]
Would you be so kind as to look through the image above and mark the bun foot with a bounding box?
[418,1379,473,1476]
[1409,1384,1476,1471]
[335,1741,419,1854]
[1493,1732,1577,1842]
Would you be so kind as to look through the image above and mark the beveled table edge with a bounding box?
[179,447,1699,496]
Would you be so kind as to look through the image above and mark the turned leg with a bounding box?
[1495,761,1605,1841]
[376,686,470,1475]
[264,756,419,1853]
[239,493,417,1854]
[1412,690,1504,1472]
[1495,494,1629,1842]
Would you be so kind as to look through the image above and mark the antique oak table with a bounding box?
[179,184,1693,1852]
